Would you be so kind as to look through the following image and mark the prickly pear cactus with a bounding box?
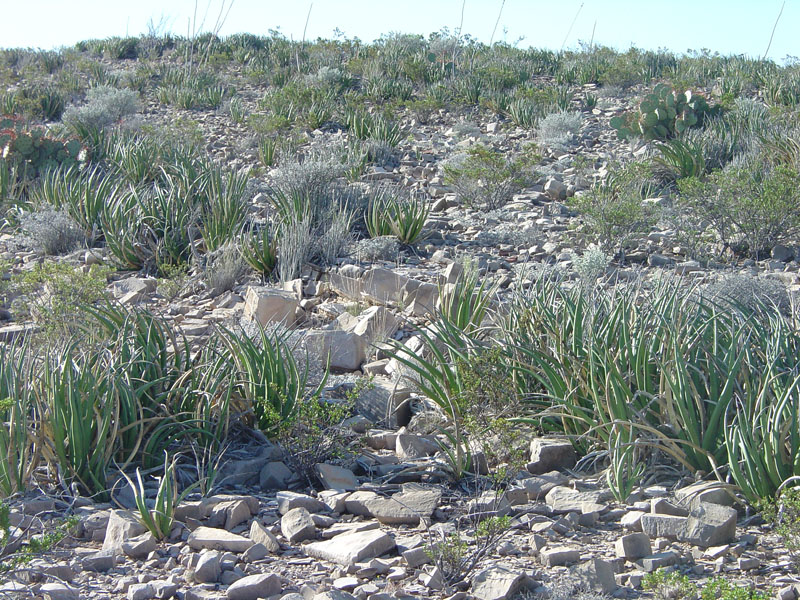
[610,85,714,141]
[0,113,87,176]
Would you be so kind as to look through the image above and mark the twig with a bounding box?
[763,0,786,60]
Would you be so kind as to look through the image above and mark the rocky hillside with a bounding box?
[0,33,799,600]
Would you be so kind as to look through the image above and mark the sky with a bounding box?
[2,1,798,62]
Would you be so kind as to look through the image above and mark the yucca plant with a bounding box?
[240,224,278,279]
[387,194,429,244]
[198,167,249,252]
[0,343,37,497]
[219,326,326,435]
[36,347,119,500]
[438,265,498,334]
[364,190,394,238]
[123,454,195,540]
[654,138,707,180]
[258,137,278,168]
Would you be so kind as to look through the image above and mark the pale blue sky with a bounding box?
[2,1,798,62]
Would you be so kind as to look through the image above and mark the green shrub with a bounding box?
[677,164,800,259]
[700,577,770,600]
[11,262,110,336]
[642,568,697,600]
[443,144,538,210]
[759,487,800,570]
[570,169,660,255]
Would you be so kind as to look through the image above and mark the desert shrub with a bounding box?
[642,568,696,600]
[570,169,660,255]
[351,236,400,262]
[537,111,582,149]
[759,487,800,571]
[700,577,770,600]
[702,274,791,316]
[677,163,800,259]
[11,261,109,337]
[443,144,538,210]
[205,243,250,295]
[20,208,84,255]
[63,85,140,131]
[573,245,611,284]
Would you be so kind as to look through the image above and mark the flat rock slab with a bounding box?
[304,528,395,566]
[344,488,441,525]
[187,527,254,553]
[545,486,608,514]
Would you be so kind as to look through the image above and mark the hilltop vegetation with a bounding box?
[0,28,800,599]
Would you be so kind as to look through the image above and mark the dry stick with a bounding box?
[453,0,466,73]
[489,0,506,47]
[560,1,584,51]
[763,0,786,60]
[297,2,313,73]
[589,19,597,51]
[201,0,236,69]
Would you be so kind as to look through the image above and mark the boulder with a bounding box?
[471,566,528,600]
[528,438,576,474]
[243,286,299,326]
[280,507,317,543]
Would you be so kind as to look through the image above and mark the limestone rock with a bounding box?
[315,464,358,492]
[615,533,652,561]
[187,527,254,553]
[226,573,281,600]
[102,510,148,554]
[281,507,317,543]
[305,329,366,371]
[243,286,298,326]
[679,501,737,548]
[570,558,617,594]
[276,491,327,515]
[471,566,528,600]
[249,521,280,553]
[193,550,221,584]
[304,528,395,566]
[528,438,576,474]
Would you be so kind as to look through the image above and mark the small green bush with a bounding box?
[642,568,697,600]
[443,144,538,210]
[759,487,800,570]
[570,168,660,255]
